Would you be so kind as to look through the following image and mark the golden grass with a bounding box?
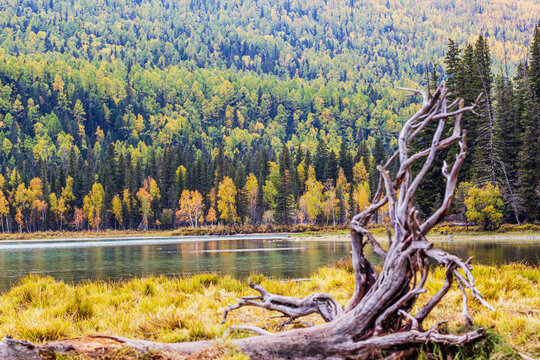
[0,264,537,359]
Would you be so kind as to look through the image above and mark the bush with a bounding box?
[465,183,505,230]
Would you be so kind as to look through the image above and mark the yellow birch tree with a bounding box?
[244,173,258,223]
[83,183,105,231]
[178,190,204,227]
[111,194,123,229]
[217,176,238,224]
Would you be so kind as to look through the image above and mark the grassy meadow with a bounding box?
[0,263,538,359]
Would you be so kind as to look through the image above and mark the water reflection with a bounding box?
[436,241,540,265]
[0,235,538,293]
[0,236,351,292]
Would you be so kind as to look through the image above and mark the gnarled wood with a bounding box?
[221,278,344,326]
[214,84,491,359]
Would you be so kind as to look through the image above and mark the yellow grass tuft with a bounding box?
[0,264,537,359]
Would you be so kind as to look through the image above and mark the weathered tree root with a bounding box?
[1,85,501,360]
[221,278,344,327]
[1,328,487,360]
[0,335,213,360]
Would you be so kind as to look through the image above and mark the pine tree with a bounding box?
[101,143,117,206]
[159,147,175,208]
[471,35,497,184]
[295,146,304,167]
[356,141,369,164]
[494,76,520,172]
[214,145,225,188]
[445,39,461,98]
[314,138,328,181]
[531,23,540,99]
[372,137,386,165]
[457,44,478,182]
[256,148,270,219]
[517,24,540,222]
[338,142,353,182]
[304,150,312,169]
[116,152,126,196]
[275,145,294,225]
[493,74,522,223]
[325,150,339,182]
[429,58,439,90]
[234,160,247,224]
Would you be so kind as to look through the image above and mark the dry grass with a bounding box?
[0,264,537,359]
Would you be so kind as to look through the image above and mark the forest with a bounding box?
[0,0,538,232]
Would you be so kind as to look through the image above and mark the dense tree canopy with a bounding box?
[0,1,537,231]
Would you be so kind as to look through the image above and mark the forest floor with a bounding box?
[0,223,539,242]
[0,263,538,359]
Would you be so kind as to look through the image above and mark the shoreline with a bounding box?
[0,233,291,244]
[0,228,539,244]
[292,232,540,243]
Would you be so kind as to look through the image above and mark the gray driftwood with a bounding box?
[221,278,344,327]
[1,84,493,359]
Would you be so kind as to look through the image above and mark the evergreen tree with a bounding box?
[214,145,225,189]
[471,35,497,184]
[339,142,353,182]
[445,39,461,98]
[116,152,126,198]
[257,148,270,218]
[493,74,522,223]
[458,43,478,182]
[295,146,304,167]
[275,145,294,225]
[325,150,339,182]
[517,24,540,222]
[234,161,247,224]
[147,147,158,181]
[531,23,540,99]
[101,143,117,207]
[304,150,312,170]
[372,137,386,165]
[429,59,439,90]
[314,138,329,181]
[494,75,520,173]
[356,142,369,164]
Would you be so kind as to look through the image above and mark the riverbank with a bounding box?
[292,232,540,244]
[0,224,330,242]
[0,264,537,359]
[0,223,539,242]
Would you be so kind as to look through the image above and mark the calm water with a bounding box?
[0,234,538,293]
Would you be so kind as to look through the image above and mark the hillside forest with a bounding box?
[0,0,538,232]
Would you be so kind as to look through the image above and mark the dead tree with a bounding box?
[0,84,492,359]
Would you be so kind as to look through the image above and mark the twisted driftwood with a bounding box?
[1,84,493,359]
[221,278,344,328]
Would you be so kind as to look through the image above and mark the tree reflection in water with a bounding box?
[0,235,538,292]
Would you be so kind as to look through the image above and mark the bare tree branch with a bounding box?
[415,267,454,324]
[221,278,344,325]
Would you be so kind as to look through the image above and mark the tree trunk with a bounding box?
[2,85,492,359]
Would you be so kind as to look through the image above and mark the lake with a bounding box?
[0,234,538,293]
